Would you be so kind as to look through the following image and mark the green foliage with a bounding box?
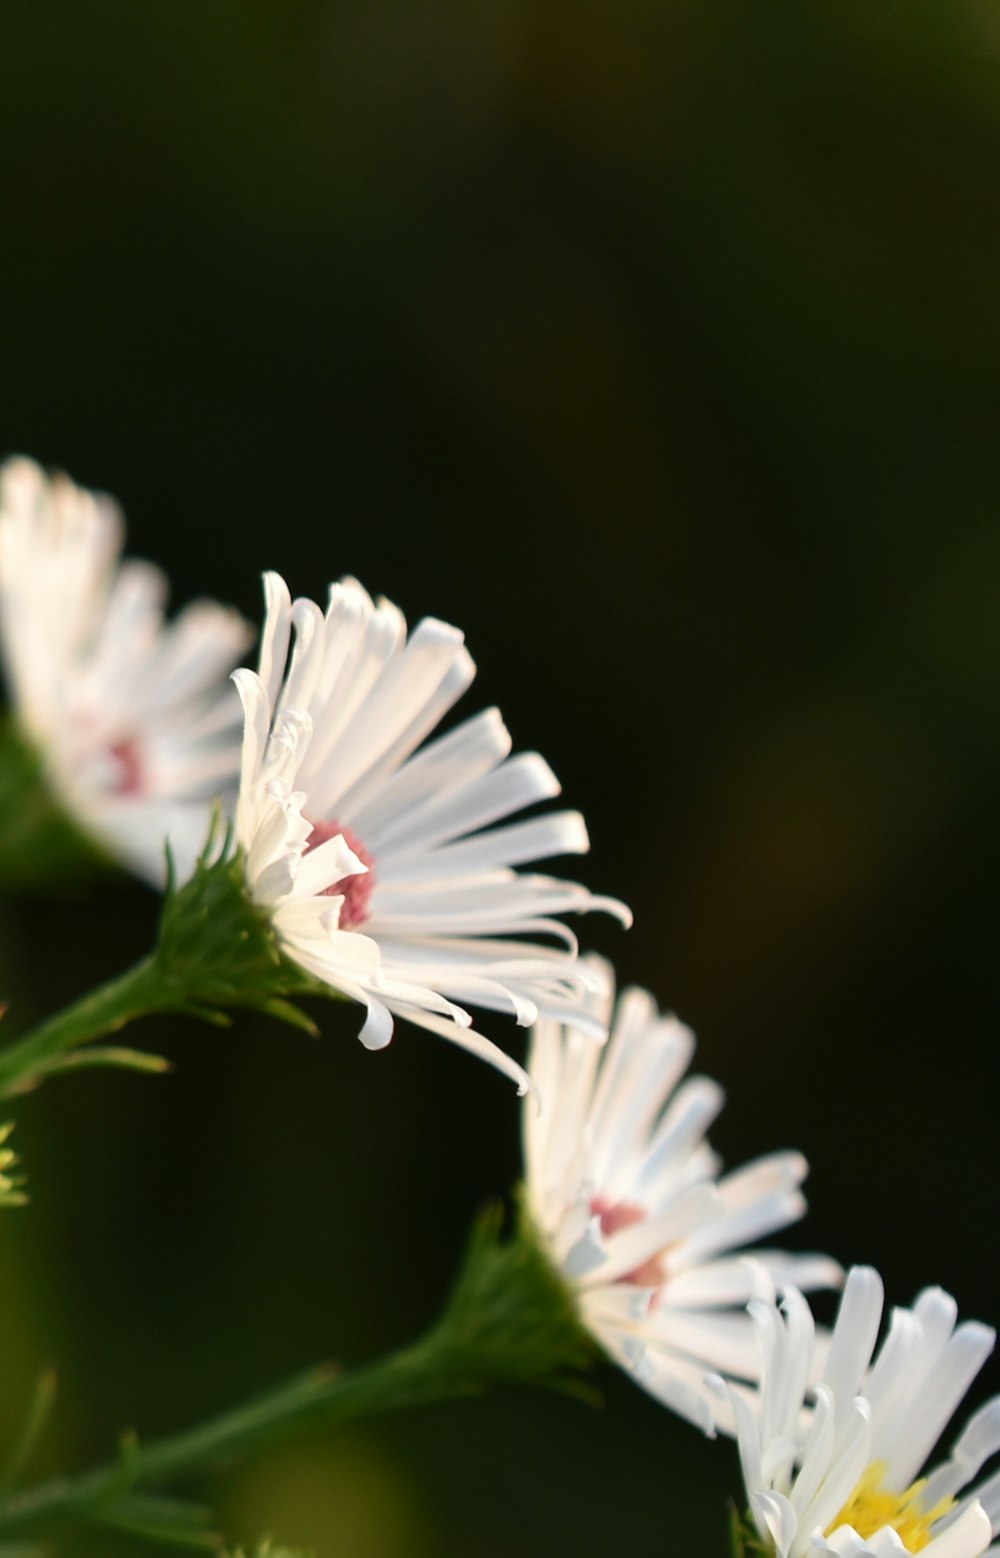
[0,718,113,891]
[154,818,321,1032]
[89,1491,220,1550]
[0,1123,27,1207]
[0,1368,56,1494]
[18,1048,171,1085]
[0,958,173,1099]
[0,812,334,1099]
[436,1197,598,1398]
[221,1542,314,1558]
[729,1505,771,1558]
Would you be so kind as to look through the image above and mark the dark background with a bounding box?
[1,2,999,1552]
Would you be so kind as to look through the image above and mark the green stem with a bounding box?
[0,956,171,1097]
[0,1328,478,1540]
[729,1506,767,1557]
[0,826,318,1098]
[0,1209,594,1544]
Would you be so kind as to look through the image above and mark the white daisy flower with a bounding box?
[0,457,252,886]
[716,1265,1000,1557]
[521,958,840,1433]
[232,573,629,1092]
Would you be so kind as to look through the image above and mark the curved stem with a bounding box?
[0,1328,478,1540]
[0,956,170,1097]
[0,1209,593,1544]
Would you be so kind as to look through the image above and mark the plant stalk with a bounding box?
[0,957,169,1097]
[0,1328,478,1539]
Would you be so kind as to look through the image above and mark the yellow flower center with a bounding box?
[830,1462,954,1552]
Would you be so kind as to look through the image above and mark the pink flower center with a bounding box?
[304,818,376,929]
[109,739,144,796]
[590,1196,667,1287]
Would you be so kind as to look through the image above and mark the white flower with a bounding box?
[0,458,252,886]
[521,958,840,1433]
[232,573,629,1091]
[716,1266,1000,1557]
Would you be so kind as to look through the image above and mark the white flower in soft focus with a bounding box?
[522,957,840,1433]
[232,573,629,1092]
[0,458,252,885]
[714,1266,1000,1557]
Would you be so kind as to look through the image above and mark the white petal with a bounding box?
[923,1399,1000,1508]
[885,1321,996,1488]
[257,572,293,708]
[924,1501,994,1558]
[753,1490,799,1558]
[822,1268,885,1437]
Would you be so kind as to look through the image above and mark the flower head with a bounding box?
[232,573,628,1091]
[0,458,251,885]
[717,1266,1000,1557]
[522,959,840,1432]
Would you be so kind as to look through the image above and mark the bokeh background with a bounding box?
[1,2,1000,1552]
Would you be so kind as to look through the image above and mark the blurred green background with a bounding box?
[1,1,1000,1552]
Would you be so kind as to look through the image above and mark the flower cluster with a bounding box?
[0,453,995,1557]
[231,570,630,1086]
[0,457,250,885]
[523,957,840,1432]
[714,1267,1000,1556]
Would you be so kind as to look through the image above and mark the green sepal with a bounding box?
[0,716,116,891]
[434,1195,599,1399]
[257,999,319,1037]
[729,1505,770,1557]
[19,1048,171,1082]
[153,819,322,1031]
[0,817,331,1098]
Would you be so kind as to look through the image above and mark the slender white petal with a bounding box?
[521,961,838,1432]
[232,572,624,1084]
[720,1269,1000,1558]
[923,1404,1000,1510]
[882,1321,996,1489]
[923,1503,994,1558]
[823,1268,885,1437]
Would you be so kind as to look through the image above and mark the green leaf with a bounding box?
[90,1490,220,1549]
[22,1048,171,1081]
[0,1369,57,1492]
